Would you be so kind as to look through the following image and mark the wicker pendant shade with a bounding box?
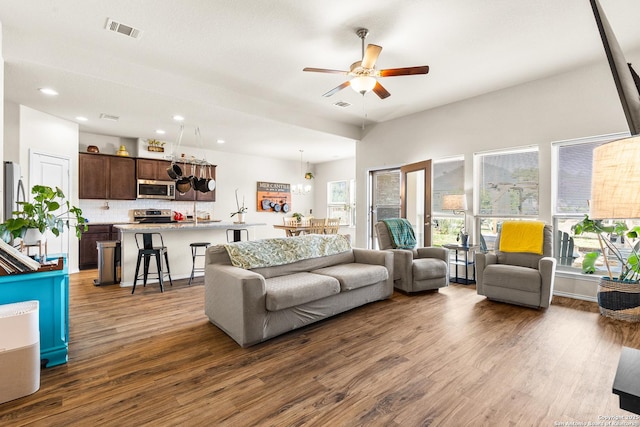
[590,135,640,219]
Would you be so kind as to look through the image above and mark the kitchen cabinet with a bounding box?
[79,224,119,270]
[79,153,136,200]
[136,158,172,181]
[174,163,216,202]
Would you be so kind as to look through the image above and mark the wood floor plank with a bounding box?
[1,270,640,426]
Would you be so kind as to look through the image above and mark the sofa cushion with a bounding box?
[252,251,355,279]
[312,263,389,291]
[412,258,448,281]
[483,264,541,293]
[265,272,340,311]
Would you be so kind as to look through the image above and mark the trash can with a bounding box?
[0,300,40,404]
[94,241,121,286]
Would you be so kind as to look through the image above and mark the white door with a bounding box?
[29,151,71,256]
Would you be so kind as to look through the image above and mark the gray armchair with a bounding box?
[476,224,556,308]
[375,221,449,293]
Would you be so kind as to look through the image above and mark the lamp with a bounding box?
[350,76,377,95]
[443,194,469,246]
[590,136,640,219]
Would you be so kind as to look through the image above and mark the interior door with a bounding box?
[29,151,71,256]
[401,160,432,247]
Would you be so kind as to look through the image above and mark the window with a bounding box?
[432,157,465,246]
[475,146,539,217]
[327,180,355,226]
[552,132,628,271]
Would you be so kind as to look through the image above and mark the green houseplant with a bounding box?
[572,214,640,321]
[0,185,88,243]
[571,214,640,281]
[230,189,247,220]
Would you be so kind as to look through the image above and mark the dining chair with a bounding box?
[308,218,326,234]
[324,218,340,234]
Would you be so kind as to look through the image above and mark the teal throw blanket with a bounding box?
[382,218,416,249]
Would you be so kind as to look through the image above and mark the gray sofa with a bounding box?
[204,234,393,347]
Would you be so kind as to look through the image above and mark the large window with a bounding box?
[475,146,539,217]
[552,132,628,271]
[327,180,355,226]
[432,157,465,247]
[474,146,539,251]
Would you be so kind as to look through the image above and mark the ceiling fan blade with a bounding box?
[378,65,429,77]
[303,67,348,74]
[372,81,390,99]
[361,44,382,69]
[322,81,350,97]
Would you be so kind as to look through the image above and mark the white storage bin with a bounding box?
[0,300,40,404]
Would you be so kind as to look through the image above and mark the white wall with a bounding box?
[356,50,640,300]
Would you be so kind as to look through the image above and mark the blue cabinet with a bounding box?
[0,260,69,367]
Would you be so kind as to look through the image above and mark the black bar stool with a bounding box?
[226,229,249,242]
[132,233,173,294]
[189,242,210,286]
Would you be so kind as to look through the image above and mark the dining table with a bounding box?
[272,224,312,237]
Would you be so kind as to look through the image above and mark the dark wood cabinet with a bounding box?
[79,224,118,270]
[79,153,136,200]
[136,159,172,181]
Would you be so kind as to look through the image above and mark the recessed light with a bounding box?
[39,88,58,96]
[155,129,166,134]
[217,139,225,144]
[173,115,184,121]
[76,116,88,121]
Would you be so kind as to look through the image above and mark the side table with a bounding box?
[443,244,479,285]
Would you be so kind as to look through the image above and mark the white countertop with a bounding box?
[113,221,266,232]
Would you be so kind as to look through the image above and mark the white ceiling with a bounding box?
[1,0,639,163]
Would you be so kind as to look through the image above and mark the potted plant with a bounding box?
[230,189,247,223]
[291,212,304,222]
[572,214,640,321]
[0,185,88,244]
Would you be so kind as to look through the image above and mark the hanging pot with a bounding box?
[166,163,182,180]
[206,165,216,191]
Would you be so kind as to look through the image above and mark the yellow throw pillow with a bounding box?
[499,221,545,255]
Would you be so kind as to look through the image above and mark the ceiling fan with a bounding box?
[303,28,429,99]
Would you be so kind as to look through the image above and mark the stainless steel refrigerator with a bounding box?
[4,161,26,222]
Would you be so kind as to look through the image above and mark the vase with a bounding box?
[22,228,45,246]
[597,276,640,322]
[236,213,246,224]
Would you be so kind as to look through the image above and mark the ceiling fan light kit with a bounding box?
[303,27,429,99]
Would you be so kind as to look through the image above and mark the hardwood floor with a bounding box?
[1,270,640,426]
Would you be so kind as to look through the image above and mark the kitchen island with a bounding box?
[114,221,266,287]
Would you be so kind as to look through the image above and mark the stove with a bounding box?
[132,209,175,224]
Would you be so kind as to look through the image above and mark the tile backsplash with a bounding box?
[78,199,215,224]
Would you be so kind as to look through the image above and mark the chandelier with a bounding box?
[292,150,313,195]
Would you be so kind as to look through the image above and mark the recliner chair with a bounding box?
[476,222,556,309]
[375,220,449,293]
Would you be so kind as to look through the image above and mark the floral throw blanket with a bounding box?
[224,234,352,269]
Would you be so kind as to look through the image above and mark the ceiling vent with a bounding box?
[105,18,143,39]
[333,101,352,108]
[99,113,120,121]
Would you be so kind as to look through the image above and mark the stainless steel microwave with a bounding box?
[137,179,175,200]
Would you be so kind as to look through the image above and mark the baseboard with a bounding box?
[553,290,597,303]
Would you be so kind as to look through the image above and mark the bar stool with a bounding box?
[226,229,249,242]
[188,242,210,286]
[132,233,173,294]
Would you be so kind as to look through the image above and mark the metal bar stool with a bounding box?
[226,229,249,242]
[189,242,210,286]
[132,233,173,294]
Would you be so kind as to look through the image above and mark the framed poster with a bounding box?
[257,182,291,213]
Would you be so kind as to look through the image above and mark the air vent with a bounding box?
[333,101,352,108]
[99,113,120,121]
[105,18,143,39]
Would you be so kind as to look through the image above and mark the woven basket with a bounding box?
[597,277,640,322]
